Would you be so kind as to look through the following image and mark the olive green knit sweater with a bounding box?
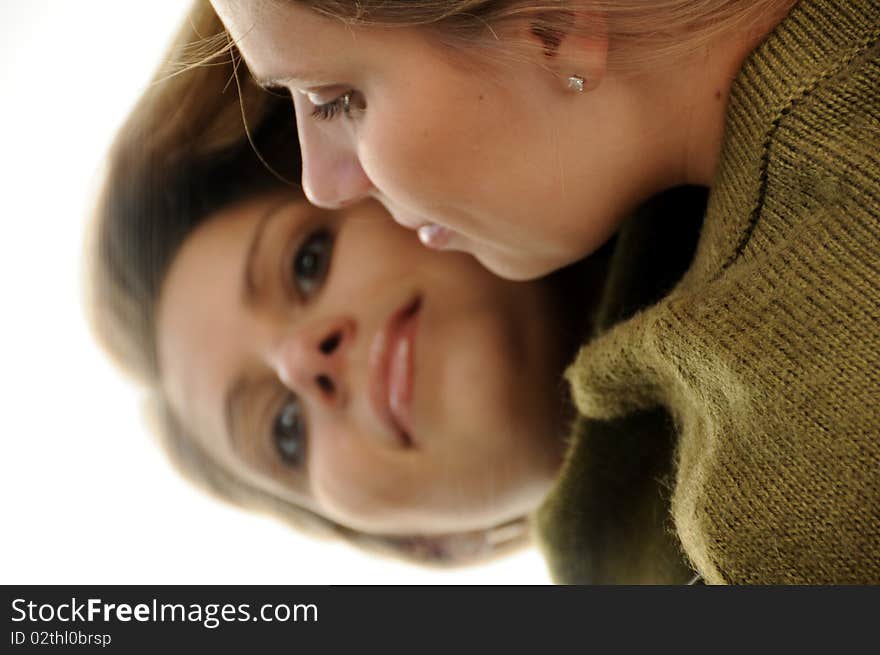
[536,0,880,584]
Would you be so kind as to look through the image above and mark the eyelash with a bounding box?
[272,394,307,469]
[287,228,334,300]
[310,91,363,122]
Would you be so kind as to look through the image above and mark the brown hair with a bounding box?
[86,0,528,566]
[286,0,798,72]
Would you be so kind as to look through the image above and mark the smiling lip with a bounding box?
[367,295,422,448]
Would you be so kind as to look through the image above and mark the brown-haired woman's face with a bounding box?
[156,194,569,535]
[210,1,633,281]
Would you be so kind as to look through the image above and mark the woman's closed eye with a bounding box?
[273,394,307,468]
[309,90,365,121]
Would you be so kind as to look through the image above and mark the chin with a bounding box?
[476,249,559,282]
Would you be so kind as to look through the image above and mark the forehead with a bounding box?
[212,0,363,82]
[156,199,262,459]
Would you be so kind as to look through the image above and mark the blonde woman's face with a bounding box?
[210,1,637,280]
[156,195,569,535]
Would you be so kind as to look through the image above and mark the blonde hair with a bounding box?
[289,0,798,72]
[86,0,528,566]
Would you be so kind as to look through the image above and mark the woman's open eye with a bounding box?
[292,229,333,298]
[310,90,365,121]
[273,395,306,468]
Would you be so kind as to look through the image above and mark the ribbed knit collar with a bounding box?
[682,0,880,290]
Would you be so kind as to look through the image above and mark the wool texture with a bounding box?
[536,0,880,584]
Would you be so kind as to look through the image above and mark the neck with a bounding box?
[632,2,798,190]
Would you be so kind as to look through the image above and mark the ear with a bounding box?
[526,7,609,91]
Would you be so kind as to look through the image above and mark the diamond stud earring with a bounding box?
[567,75,586,93]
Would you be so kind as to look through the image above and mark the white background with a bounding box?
[0,1,551,583]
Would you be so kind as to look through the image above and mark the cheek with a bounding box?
[306,418,416,528]
[359,82,509,211]
[334,211,427,279]
[358,116,446,208]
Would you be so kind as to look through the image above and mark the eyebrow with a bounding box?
[224,376,250,449]
[254,74,333,91]
[254,75,290,91]
[242,199,295,305]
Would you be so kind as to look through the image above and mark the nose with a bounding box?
[272,316,356,408]
[293,95,374,210]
